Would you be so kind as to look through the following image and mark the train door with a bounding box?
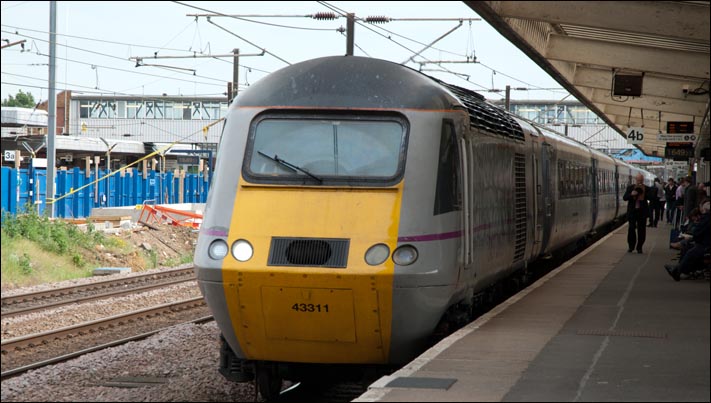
[459,135,471,268]
[539,142,554,254]
[531,139,543,257]
[591,158,599,230]
[614,165,620,217]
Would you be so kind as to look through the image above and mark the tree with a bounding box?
[2,90,37,108]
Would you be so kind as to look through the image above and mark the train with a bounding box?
[193,56,654,399]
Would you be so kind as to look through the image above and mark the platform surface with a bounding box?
[356,223,710,402]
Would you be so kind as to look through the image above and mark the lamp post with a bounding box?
[99,138,116,207]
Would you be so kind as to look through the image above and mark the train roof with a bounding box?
[234,56,460,110]
[233,56,654,178]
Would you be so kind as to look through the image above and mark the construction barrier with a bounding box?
[1,166,210,219]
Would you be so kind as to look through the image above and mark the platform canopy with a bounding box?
[467,1,710,158]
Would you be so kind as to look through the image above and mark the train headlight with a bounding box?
[231,239,254,262]
[365,243,390,266]
[392,245,418,266]
[208,240,229,260]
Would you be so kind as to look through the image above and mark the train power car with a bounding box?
[194,56,653,399]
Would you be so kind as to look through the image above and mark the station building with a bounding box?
[493,99,635,152]
[1,90,227,172]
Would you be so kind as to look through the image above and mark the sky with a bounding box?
[1,1,572,105]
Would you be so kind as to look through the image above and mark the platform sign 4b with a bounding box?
[626,127,644,144]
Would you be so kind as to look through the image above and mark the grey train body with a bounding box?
[195,56,652,368]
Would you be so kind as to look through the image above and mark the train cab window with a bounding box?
[244,114,407,186]
[434,121,461,215]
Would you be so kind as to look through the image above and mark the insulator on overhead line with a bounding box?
[312,12,337,20]
[365,16,390,23]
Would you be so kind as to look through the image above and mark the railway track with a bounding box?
[1,296,210,378]
[1,266,195,318]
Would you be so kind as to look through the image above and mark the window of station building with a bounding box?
[515,105,546,123]
[79,100,92,118]
[117,101,126,118]
[127,101,144,119]
[154,101,165,119]
[171,102,187,119]
[163,101,174,119]
[88,101,112,118]
[186,102,197,119]
[202,102,220,120]
[145,101,155,119]
[570,107,592,124]
[83,99,227,120]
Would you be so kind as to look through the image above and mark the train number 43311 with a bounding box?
[291,303,329,313]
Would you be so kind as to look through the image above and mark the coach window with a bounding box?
[434,120,461,215]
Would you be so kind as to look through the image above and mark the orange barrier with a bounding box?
[137,204,203,229]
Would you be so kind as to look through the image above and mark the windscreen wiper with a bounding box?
[257,150,323,183]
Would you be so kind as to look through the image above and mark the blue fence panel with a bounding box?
[1,167,9,215]
[2,167,212,218]
[18,169,30,212]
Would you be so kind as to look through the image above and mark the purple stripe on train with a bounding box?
[397,223,495,242]
[398,230,462,242]
[201,228,228,237]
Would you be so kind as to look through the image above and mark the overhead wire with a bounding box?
[158,18,199,53]
[1,2,30,11]
[16,49,226,88]
[338,31,372,57]
[172,1,292,65]
[1,81,147,96]
[2,71,139,95]
[1,29,227,84]
[317,2,565,97]
[317,1,501,97]
[2,23,207,53]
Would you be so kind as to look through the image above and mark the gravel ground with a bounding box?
[2,281,201,340]
[1,322,261,402]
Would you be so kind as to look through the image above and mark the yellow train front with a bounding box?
[194,56,468,397]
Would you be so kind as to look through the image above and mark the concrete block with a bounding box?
[93,267,131,276]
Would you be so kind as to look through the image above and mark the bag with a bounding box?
[669,208,684,247]
[670,228,680,246]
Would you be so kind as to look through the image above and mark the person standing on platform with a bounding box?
[647,177,662,227]
[623,173,652,253]
[664,178,677,224]
[674,177,688,223]
[683,176,698,222]
[655,178,665,227]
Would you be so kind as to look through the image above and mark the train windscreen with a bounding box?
[244,115,407,185]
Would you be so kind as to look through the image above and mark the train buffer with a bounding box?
[137,204,203,229]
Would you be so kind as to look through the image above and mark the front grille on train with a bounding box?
[268,237,350,268]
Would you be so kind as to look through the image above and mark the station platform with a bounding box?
[356,223,710,402]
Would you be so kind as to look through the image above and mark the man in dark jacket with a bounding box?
[683,176,698,220]
[623,173,653,253]
[665,201,710,281]
[664,178,677,223]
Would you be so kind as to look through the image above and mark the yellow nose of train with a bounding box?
[219,179,403,364]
